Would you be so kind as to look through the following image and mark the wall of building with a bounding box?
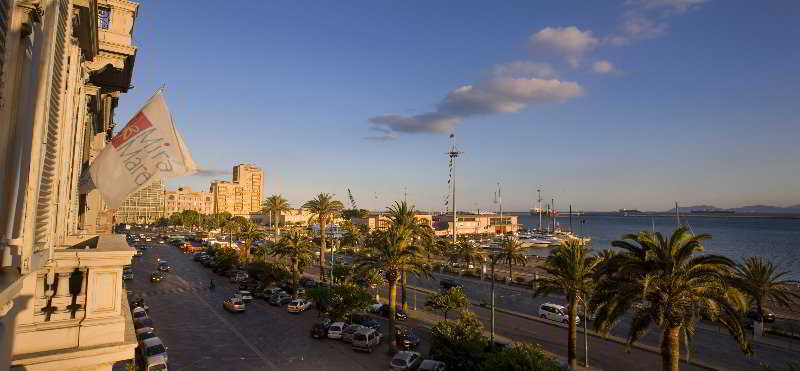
[115,180,165,224]
[164,186,213,216]
[211,164,264,217]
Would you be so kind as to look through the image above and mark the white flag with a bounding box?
[87,90,196,208]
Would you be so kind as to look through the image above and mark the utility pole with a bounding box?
[537,189,542,232]
[579,295,589,367]
[497,182,502,235]
[551,198,555,232]
[490,254,497,342]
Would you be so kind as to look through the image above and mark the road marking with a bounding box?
[174,274,279,371]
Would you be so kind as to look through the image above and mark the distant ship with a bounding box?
[690,210,735,214]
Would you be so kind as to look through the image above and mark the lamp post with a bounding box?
[578,295,589,367]
[489,254,499,342]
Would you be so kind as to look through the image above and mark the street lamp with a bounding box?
[489,253,500,342]
[578,295,589,367]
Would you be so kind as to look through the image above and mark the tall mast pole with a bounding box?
[551,198,555,233]
[537,189,542,232]
[447,134,462,244]
[497,182,503,235]
[675,201,680,228]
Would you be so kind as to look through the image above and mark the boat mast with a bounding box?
[551,198,555,233]
[675,201,680,228]
[497,182,502,235]
[569,204,573,233]
[537,189,542,232]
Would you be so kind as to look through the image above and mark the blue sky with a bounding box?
[116,0,800,212]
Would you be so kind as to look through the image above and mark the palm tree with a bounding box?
[592,227,751,371]
[303,193,344,281]
[496,238,527,282]
[271,231,314,292]
[457,242,485,271]
[534,240,601,369]
[237,221,266,262]
[385,201,429,311]
[223,220,240,249]
[729,257,800,328]
[262,195,290,241]
[356,227,429,354]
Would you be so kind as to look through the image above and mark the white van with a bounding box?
[352,327,382,353]
[538,302,579,324]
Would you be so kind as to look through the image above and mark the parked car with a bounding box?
[341,324,366,343]
[238,290,254,303]
[134,249,143,257]
[122,270,134,280]
[268,293,292,306]
[287,298,313,313]
[150,272,163,283]
[299,277,316,287]
[327,322,346,339]
[418,360,446,371]
[746,308,776,323]
[352,327,383,353]
[140,337,169,369]
[134,319,155,336]
[193,252,208,261]
[379,304,408,321]
[136,330,158,344]
[230,271,249,282]
[132,307,149,323]
[224,297,246,312]
[311,319,332,339]
[390,351,423,370]
[258,287,284,299]
[439,279,463,291]
[394,325,421,350]
[538,303,579,324]
[157,262,170,272]
[349,312,381,331]
[130,298,150,312]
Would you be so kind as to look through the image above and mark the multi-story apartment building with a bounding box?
[0,0,140,369]
[164,186,213,216]
[115,180,166,224]
[251,208,315,226]
[211,164,264,217]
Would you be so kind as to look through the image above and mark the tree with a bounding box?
[330,263,353,285]
[262,195,290,240]
[457,242,485,270]
[168,213,183,227]
[496,238,527,281]
[271,231,314,292]
[245,260,290,285]
[356,226,428,354]
[342,208,370,219]
[339,220,365,252]
[477,342,561,371]
[307,284,374,321]
[533,240,601,369]
[155,217,169,228]
[385,201,430,312]
[429,311,488,370]
[729,257,800,328]
[426,287,469,321]
[303,193,344,281]
[237,221,266,262]
[592,227,751,371]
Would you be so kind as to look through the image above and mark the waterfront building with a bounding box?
[164,186,213,216]
[0,0,140,369]
[433,213,520,235]
[352,213,433,232]
[252,208,315,226]
[211,164,264,217]
[115,180,166,224]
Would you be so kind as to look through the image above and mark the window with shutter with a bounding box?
[34,0,70,250]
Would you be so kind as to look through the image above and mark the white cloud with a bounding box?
[367,77,584,139]
[608,0,708,45]
[631,0,709,13]
[530,26,599,55]
[439,78,584,116]
[493,61,556,78]
[368,113,459,135]
[592,60,616,73]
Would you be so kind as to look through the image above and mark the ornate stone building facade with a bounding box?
[164,185,213,216]
[0,0,140,369]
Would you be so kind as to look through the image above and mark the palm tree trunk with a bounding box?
[567,294,578,369]
[401,270,408,312]
[661,326,681,371]
[292,258,299,294]
[319,220,327,281]
[389,280,398,354]
[508,261,513,281]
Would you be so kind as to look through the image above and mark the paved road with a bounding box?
[125,244,398,370]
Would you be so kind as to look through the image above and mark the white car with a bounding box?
[140,337,169,370]
[390,351,422,370]
[327,322,346,339]
[224,297,246,312]
[538,303,579,324]
[287,298,313,313]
